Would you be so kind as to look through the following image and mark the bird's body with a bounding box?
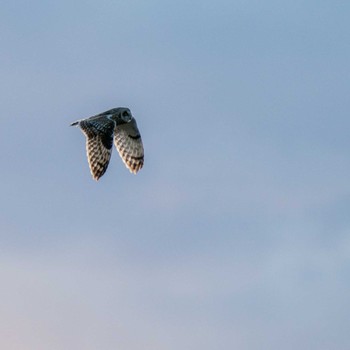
[71,107,144,180]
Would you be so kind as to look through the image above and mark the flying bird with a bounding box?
[71,107,144,180]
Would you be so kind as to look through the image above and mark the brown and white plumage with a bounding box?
[71,107,144,180]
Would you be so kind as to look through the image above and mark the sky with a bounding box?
[1,0,350,349]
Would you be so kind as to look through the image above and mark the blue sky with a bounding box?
[1,1,349,349]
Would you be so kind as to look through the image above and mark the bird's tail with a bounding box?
[70,121,79,126]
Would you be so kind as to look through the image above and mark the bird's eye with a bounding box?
[122,111,129,117]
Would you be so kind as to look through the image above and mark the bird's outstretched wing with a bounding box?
[79,117,115,180]
[114,118,144,174]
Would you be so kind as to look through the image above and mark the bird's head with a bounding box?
[117,107,132,122]
[101,107,133,124]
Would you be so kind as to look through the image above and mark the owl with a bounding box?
[71,107,144,180]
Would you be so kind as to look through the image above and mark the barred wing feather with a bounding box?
[114,118,144,174]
